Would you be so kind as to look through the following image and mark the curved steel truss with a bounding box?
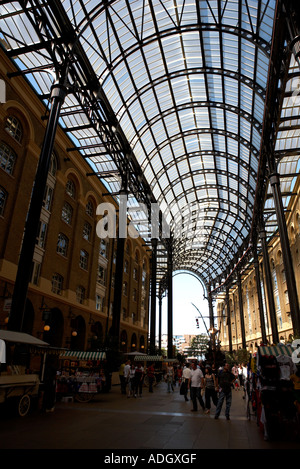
[0,0,299,294]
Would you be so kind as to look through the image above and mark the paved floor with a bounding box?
[0,382,299,451]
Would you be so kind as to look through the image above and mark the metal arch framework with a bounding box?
[0,0,300,301]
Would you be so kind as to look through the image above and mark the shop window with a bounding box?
[0,142,16,175]
[0,186,7,216]
[5,115,22,142]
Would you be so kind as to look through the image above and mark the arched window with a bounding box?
[5,115,22,142]
[0,142,16,175]
[57,233,69,257]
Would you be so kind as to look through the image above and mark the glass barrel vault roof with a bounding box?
[0,0,299,289]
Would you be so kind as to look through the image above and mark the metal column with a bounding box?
[207,281,214,330]
[149,238,157,354]
[237,272,246,349]
[259,226,279,344]
[8,83,67,332]
[253,246,267,344]
[167,244,173,359]
[226,288,233,353]
[269,173,300,334]
[158,293,162,354]
[111,188,127,347]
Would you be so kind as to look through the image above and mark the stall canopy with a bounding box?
[0,330,49,347]
[258,344,293,358]
[134,355,163,362]
[60,350,106,361]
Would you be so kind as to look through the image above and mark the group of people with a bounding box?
[180,361,248,420]
[119,360,146,397]
[119,358,247,420]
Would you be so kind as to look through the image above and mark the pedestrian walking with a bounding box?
[43,356,57,413]
[238,364,244,388]
[177,365,183,385]
[119,361,126,394]
[182,363,191,401]
[147,363,155,393]
[128,364,136,397]
[166,363,174,393]
[214,362,235,420]
[204,366,218,414]
[134,362,144,397]
[124,360,131,396]
[189,362,205,412]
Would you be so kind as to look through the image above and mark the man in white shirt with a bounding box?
[182,363,191,401]
[189,362,205,412]
[124,360,131,394]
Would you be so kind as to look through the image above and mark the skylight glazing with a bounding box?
[2,0,296,289]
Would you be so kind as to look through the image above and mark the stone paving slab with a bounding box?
[0,382,299,451]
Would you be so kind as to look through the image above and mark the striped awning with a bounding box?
[134,355,163,362]
[258,344,293,358]
[60,350,106,361]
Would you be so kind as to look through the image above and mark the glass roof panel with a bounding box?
[0,0,285,286]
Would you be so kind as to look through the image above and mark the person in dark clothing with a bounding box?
[134,362,144,397]
[204,366,218,414]
[147,363,155,392]
[43,356,57,412]
[214,362,235,420]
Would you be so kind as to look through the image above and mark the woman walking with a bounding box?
[204,366,218,414]
[166,363,174,393]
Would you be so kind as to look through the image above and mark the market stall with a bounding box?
[256,344,299,441]
[57,350,107,402]
[133,355,164,386]
[0,330,49,416]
